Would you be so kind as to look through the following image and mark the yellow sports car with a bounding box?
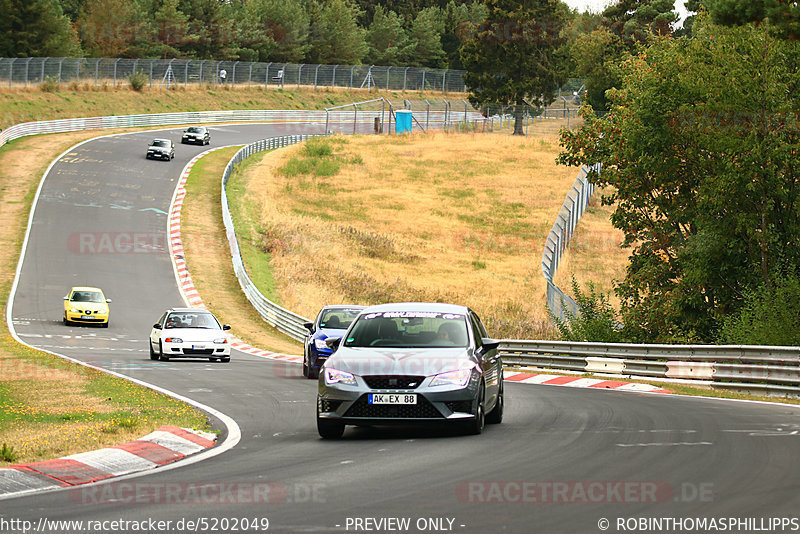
[63,286,111,327]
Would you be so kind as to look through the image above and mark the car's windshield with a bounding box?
[165,312,220,329]
[343,312,468,348]
[319,308,362,330]
[71,291,104,303]
[151,140,169,147]
[186,127,202,133]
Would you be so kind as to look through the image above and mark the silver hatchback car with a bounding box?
[316,302,503,439]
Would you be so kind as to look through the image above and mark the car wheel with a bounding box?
[158,341,170,362]
[101,321,109,328]
[149,343,159,361]
[302,355,309,378]
[486,381,504,425]
[63,316,70,326]
[309,367,319,380]
[463,385,485,435]
[317,401,344,439]
[221,356,230,363]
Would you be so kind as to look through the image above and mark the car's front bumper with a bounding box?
[317,376,480,425]
[163,341,230,358]
[181,136,204,144]
[65,311,108,324]
[147,151,171,160]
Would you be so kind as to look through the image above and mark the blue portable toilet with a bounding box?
[395,110,413,134]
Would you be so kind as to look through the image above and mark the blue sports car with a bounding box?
[303,305,365,379]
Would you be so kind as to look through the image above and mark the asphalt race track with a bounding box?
[4,123,800,533]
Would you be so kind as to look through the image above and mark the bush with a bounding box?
[0,443,18,463]
[39,76,59,93]
[717,275,800,346]
[550,277,623,343]
[128,70,148,92]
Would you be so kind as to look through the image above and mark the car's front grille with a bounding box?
[363,376,424,389]
[445,400,473,414]
[183,348,214,355]
[344,395,443,419]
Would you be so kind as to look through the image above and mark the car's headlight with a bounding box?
[69,308,80,313]
[430,368,473,387]
[164,337,183,343]
[213,338,228,344]
[324,368,356,386]
[314,339,330,350]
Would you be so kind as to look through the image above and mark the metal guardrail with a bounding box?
[499,339,800,396]
[0,57,468,93]
[220,136,317,342]
[541,164,598,320]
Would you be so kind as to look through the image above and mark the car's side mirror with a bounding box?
[480,338,500,353]
[223,324,231,331]
[153,323,162,329]
[303,321,315,333]
[325,337,342,351]
[106,298,112,303]
[63,296,68,300]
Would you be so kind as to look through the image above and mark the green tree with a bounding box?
[77,0,136,56]
[405,7,446,67]
[240,0,310,63]
[569,27,626,113]
[460,0,568,135]
[178,0,238,59]
[703,0,800,40]
[558,20,800,342]
[441,1,487,69]
[365,5,409,65]
[308,0,368,64]
[0,0,81,57]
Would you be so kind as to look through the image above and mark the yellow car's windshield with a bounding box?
[71,291,104,303]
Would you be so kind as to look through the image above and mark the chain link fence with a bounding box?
[0,57,468,93]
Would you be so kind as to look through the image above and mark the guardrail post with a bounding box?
[425,99,430,130]
[442,69,447,93]
[353,103,358,135]
[41,57,46,84]
[58,57,65,83]
[298,64,304,88]
[314,64,320,89]
[113,58,119,86]
[232,61,238,86]
[403,66,409,91]
[421,68,427,91]
[386,66,392,90]
[199,59,206,84]
[332,65,338,87]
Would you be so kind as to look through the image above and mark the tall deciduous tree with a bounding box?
[460,0,568,135]
[559,20,800,342]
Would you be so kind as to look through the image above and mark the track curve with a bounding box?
[4,124,800,533]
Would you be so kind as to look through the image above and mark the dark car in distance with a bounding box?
[146,138,174,161]
[181,126,211,145]
[303,305,365,379]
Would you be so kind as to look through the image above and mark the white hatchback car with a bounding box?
[150,308,231,362]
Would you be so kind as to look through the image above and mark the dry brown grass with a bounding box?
[180,149,302,354]
[231,119,624,339]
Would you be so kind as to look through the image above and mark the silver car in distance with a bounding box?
[316,302,504,439]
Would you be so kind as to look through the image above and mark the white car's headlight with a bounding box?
[430,368,473,388]
[324,368,356,386]
[314,339,329,350]
[164,337,183,343]
[214,338,228,344]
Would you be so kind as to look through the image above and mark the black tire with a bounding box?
[302,356,309,378]
[149,343,159,361]
[158,341,170,361]
[317,402,344,439]
[486,381,504,425]
[221,356,230,363]
[463,385,485,435]
[309,367,319,380]
[101,321,109,328]
[63,316,69,326]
